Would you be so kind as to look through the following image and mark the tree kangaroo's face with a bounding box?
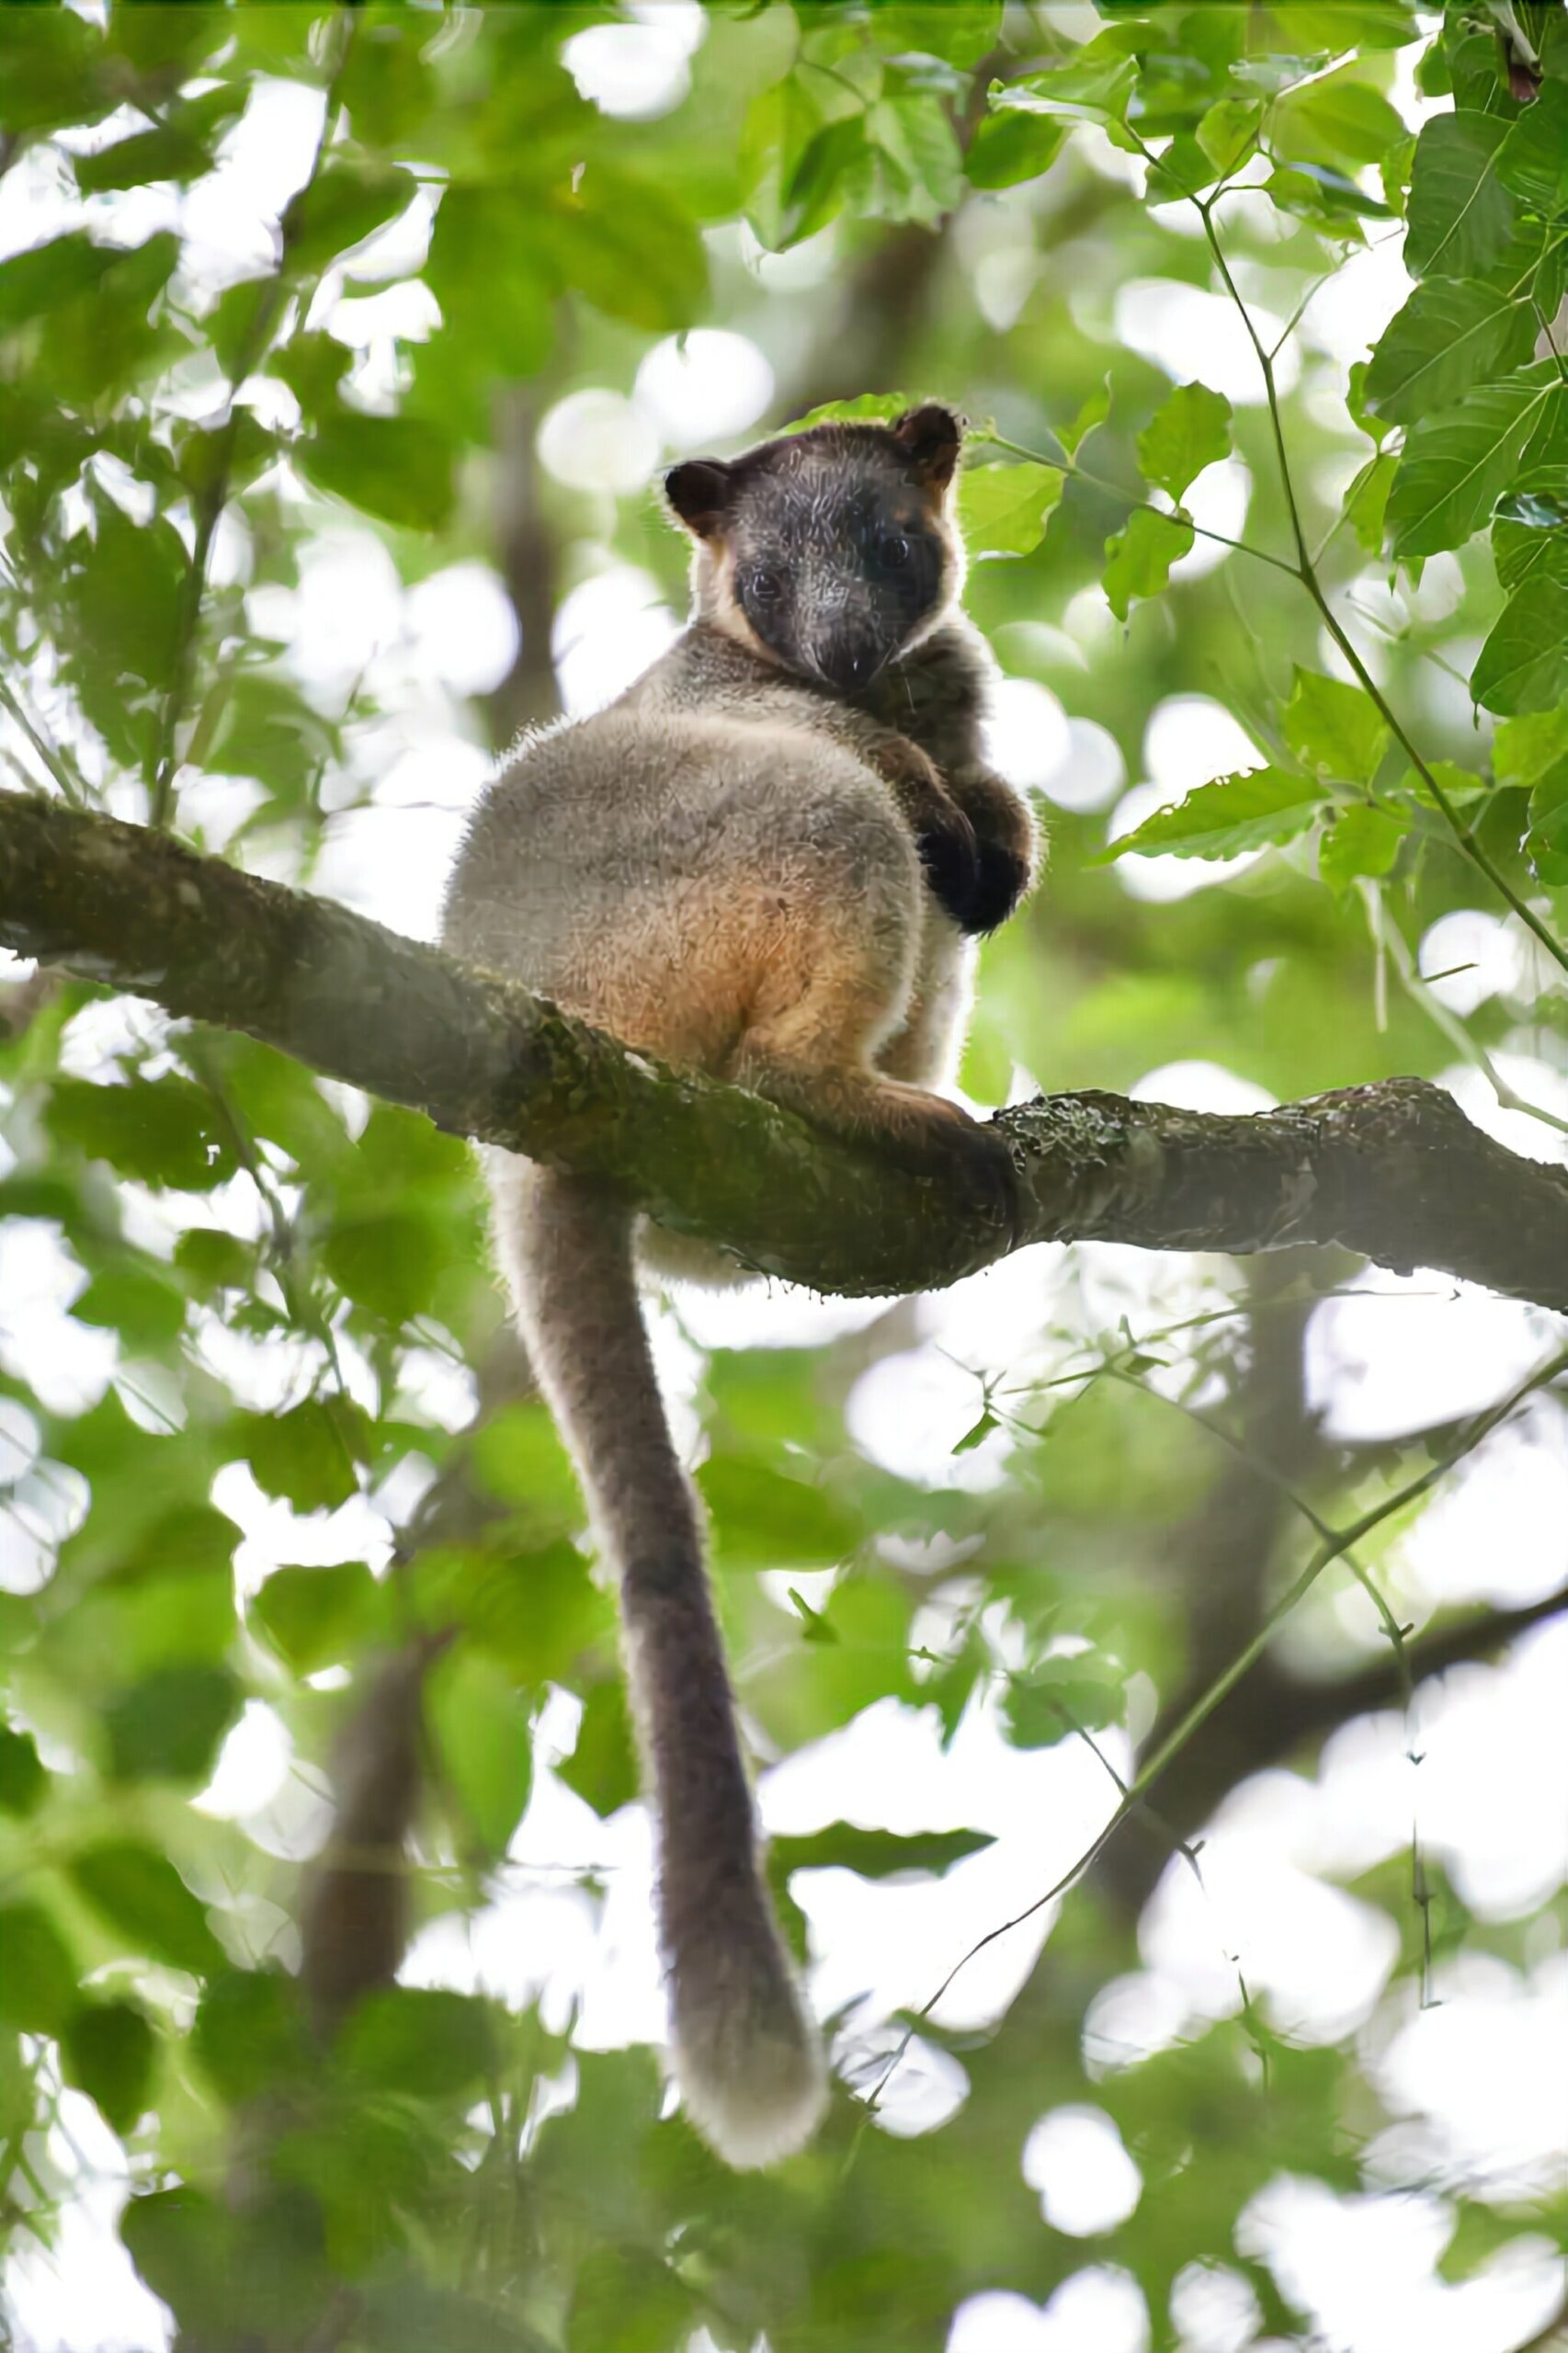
[665,404,966,692]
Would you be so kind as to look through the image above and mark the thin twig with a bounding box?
[0,681,87,810]
[1191,199,1568,978]
[975,426,1300,574]
[852,1341,1568,2146]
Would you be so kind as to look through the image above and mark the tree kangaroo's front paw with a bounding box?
[915,801,982,927]
[960,839,1032,936]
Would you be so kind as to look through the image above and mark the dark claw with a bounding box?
[960,841,1031,936]
[915,807,982,927]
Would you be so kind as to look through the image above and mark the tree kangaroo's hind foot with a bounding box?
[736,1050,1020,1253]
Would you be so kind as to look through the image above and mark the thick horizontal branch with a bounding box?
[3,794,1566,1310]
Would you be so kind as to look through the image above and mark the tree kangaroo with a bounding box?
[441,403,1039,2166]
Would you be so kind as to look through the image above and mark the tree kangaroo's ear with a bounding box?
[665,458,735,540]
[892,403,964,494]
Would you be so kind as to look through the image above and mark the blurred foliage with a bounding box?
[0,4,1565,2350]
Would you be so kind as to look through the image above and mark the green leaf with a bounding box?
[866,2,1002,65]
[47,1076,237,1193]
[958,459,1062,556]
[776,115,869,249]
[1403,111,1534,281]
[953,1407,999,1454]
[989,29,1141,123]
[320,1210,441,1325]
[173,1228,254,1293]
[1364,280,1538,424]
[192,1969,308,2107]
[358,2285,547,2353]
[558,1678,639,1818]
[1265,161,1392,221]
[1136,381,1233,500]
[1345,450,1397,551]
[965,109,1065,189]
[0,1725,48,1816]
[67,496,186,698]
[0,1902,76,2034]
[1386,375,1558,559]
[426,1648,533,1859]
[1471,578,1568,713]
[73,86,244,194]
[568,2245,695,2353]
[72,1267,186,1352]
[1493,475,1568,590]
[742,73,860,251]
[0,8,101,139]
[1104,767,1326,860]
[1102,506,1194,620]
[298,415,457,535]
[1272,64,1407,168]
[1005,1658,1124,1745]
[1526,758,1568,882]
[1318,804,1405,892]
[540,166,707,331]
[1381,131,1417,217]
[339,23,437,150]
[1494,81,1568,214]
[697,1456,858,1566]
[282,162,416,276]
[786,392,914,433]
[62,2000,155,2134]
[209,276,278,380]
[1270,1,1420,48]
[199,673,337,801]
[1198,97,1263,176]
[419,185,557,422]
[768,1824,993,1881]
[120,2187,239,2341]
[1494,704,1568,788]
[867,93,964,224]
[1058,377,1111,458]
[468,1401,585,1523]
[239,1399,365,1513]
[252,1562,386,1674]
[1396,758,1488,811]
[68,1841,225,1977]
[1148,132,1220,200]
[1282,667,1392,782]
[0,233,119,332]
[338,1986,494,2100]
[107,1665,241,1784]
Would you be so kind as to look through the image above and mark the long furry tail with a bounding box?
[491,1159,826,2169]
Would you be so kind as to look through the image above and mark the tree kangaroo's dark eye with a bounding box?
[749,568,782,605]
[877,532,912,571]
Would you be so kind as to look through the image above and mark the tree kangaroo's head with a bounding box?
[665,404,966,690]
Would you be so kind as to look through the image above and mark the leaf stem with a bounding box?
[1193,201,1568,977]
[976,428,1300,574]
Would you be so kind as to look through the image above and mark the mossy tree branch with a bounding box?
[3,793,1566,1312]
